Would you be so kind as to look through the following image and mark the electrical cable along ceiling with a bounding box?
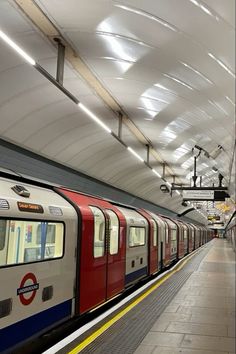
[0,0,235,224]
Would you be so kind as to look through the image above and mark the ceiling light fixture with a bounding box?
[114,4,178,32]
[208,53,235,78]
[127,147,144,162]
[78,103,112,133]
[141,95,169,105]
[96,31,152,48]
[180,62,213,84]
[0,30,36,65]
[152,169,161,178]
[225,96,235,106]
[164,74,194,90]
[208,100,228,116]
[189,0,219,20]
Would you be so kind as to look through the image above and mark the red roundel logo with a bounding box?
[17,273,39,305]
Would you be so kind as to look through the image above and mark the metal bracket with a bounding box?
[118,112,123,139]
[54,38,65,85]
[146,145,150,165]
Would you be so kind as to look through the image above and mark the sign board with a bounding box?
[208,215,220,221]
[183,190,214,201]
[17,202,44,213]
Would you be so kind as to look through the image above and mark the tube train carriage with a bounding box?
[225,214,236,252]
[0,175,214,352]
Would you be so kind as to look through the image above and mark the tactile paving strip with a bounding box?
[61,244,211,354]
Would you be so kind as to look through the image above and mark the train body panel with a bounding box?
[162,218,178,262]
[57,188,126,314]
[116,207,148,285]
[225,214,236,252]
[138,209,158,275]
[0,177,77,352]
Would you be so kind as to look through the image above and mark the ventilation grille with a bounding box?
[49,206,63,216]
[0,199,10,210]
[0,298,12,318]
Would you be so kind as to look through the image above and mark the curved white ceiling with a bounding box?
[0,0,235,224]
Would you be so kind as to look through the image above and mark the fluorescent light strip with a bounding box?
[102,56,135,64]
[154,83,172,92]
[78,103,112,133]
[127,147,144,162]
[189,0,219,20]
[0,30,36,65]
[225,96,235,106]
[137,106,159,113]
[180,62,213,84]
[208,100,228,116]
[166,181,172,188]
[176,190,181,195]
[96,31,152,48]
[114,4,177,32]
[141,95,169,105]
[164,74,194,90]
[208,53,235,78]
[152,169,161,178]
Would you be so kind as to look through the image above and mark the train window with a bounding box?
[129,227,145,247]
[0,220,6,250]
[152,220,157,247]
[89,206,105,258]
[171,229,177,241]
[184,229,188,240]
[0,219,64,267]
[36,224,56,244]
[106,209,119,255]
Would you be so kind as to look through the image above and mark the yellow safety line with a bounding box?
[69,250,197,354]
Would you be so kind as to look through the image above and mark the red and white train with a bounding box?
[225,213,236,252]
[0,174,213,352]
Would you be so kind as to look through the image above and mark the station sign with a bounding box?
[183,190,214,201]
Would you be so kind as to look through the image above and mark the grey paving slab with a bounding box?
[166,321,228,336]
[150,319,170,331]
[157,313,191,322]
[163,304,180,313]
[134,345,155,354]
[190,313,234,326]
[181,334,235,352]
[177,305,234,317]
[142,332,184,347]
[151,347,229,354]
[228,320,236,337]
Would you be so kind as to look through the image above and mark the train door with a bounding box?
[138,210,158,275]
[105,208,126,299]
[164,220,171,266]
[78,205,125,313]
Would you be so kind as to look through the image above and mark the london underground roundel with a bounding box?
[17,273,39,305]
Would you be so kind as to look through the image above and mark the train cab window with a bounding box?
[0,220,6,250]
[171,228,177,241]
[89,206,105,258]
[152,220,157,247]
[0,219,64,267]
[184,228,188,240]
[129,227,145,247]
[106,209,119,255]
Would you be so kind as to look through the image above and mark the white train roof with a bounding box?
[0,0,234,225]
[0,176,76,220]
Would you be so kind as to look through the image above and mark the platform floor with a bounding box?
[135,238,235,354]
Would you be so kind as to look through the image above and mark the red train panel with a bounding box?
[57,188,126,314]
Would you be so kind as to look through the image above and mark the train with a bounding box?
[0,173,214,353]
[225,212,236,252]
